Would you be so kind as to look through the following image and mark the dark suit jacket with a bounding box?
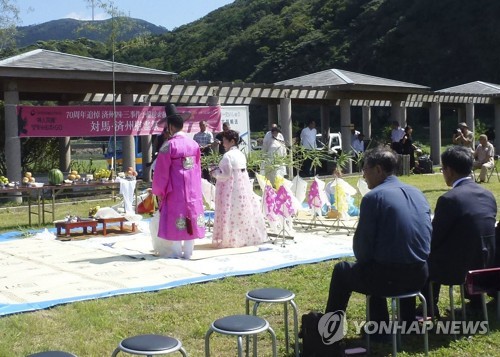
[429,178,497,284]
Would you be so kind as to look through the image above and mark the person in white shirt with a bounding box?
[352,133,365,172]
[300,119,317,150]
[351,125,360,145]
[390,120,405,154]
[262,123,284,152]
[352,133,365,154]
[300,119,317,176]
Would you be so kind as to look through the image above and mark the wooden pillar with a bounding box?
[430,102,441,165]
[4,81,22,203]
[58,137,71,172]
[279,97,292,177]
[58,100,71,172]
[141,135,152,182]
[466,102,475,135]
[362,105,371,139]
[140,100,153,182]
[121,93,135,172]
[401,103,407,128]
[320,105,330,143]
[340,99,352,173]
[391,100,404,126]
[494,104,500,154]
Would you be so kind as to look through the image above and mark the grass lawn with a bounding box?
[0,172,499,356]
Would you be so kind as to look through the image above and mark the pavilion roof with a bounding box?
[436,81,500,96]
[275,68,430,92]
[0,49,175,82]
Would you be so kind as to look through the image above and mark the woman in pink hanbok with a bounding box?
[211,130,268,248]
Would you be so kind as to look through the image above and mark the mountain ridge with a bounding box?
[15,17,169,47]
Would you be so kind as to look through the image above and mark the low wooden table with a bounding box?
[96,217,137,236]
[55,219,98,237]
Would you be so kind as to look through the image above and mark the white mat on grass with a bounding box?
[0,221,354,315]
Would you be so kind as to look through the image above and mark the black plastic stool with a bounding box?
[245,288,299,356]
[111,334,187,356]
[205,314,277,357]
[27,352,77,357]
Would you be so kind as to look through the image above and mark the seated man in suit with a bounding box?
[325,146,431,343]
[424,145,497,315]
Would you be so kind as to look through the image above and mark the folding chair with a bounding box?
[486,155,500,182]
[465,267,500,334]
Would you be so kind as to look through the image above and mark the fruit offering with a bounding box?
[0,175,9,185]
[94,168,112,180]
[48,169,64,185]
[23,172,36,184]
[67,170,81,181]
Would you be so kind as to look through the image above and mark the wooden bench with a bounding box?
[55,219,98,237]
[96,217,137,236]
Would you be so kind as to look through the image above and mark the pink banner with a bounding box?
[17,105,222,137]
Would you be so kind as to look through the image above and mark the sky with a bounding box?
[16,0,235,30]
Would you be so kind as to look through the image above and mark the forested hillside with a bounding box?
[131,0,500,90]
[7,0,500,91]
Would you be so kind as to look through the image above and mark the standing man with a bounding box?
[325,147,431,337]
[152,104,205,259]
[350,124,360,144]
[300,119,317,177]
[262,123,285,153]
[473,134,495,183]
[215,122,230,155]
[193,120,214,155]
[424,146,497,315]
[352,133,365,154]
[390,120,405,154]
[193,120,214,180]
[452,122,474,153]
[352,133,365,172]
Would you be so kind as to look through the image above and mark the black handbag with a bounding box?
[299,311,344,357]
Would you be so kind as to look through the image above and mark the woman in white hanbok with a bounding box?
[211,130,268,248]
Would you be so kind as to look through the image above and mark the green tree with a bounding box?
[0,0,20,52]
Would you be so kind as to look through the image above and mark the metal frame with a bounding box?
[366,292,429,357]
[245,289,299,356]
[205,315,277,357]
